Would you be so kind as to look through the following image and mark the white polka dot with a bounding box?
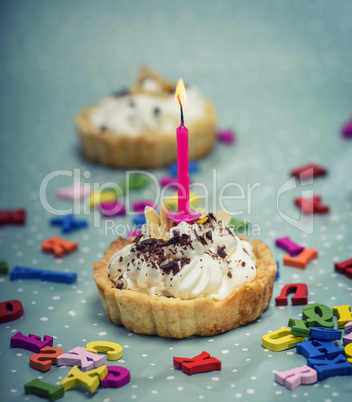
[177,386,184,391]
[98,331,107,336]
[247,389,255,394]
[40,317,48,321]
[211,377,219,381]
[222,350,229,354]
[68,311,76,316]
[166,376,175,380]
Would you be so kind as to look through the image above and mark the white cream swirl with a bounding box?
[90,86,206,137]
[108,218,256,301]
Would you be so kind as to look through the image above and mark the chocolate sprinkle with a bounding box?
[199,236,207,246]
[160,261,179,275]
[113,217,241,285]
[206,230,213,241]
[180,257,190,267]
[217,246,227,259]
[208,213,217,222]
[113,89,129,98]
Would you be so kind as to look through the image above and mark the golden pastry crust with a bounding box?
[130,66,175,96]
[75,100,216,169]
[93,237,277,338]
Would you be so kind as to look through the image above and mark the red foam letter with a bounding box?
[173,351,221,375]
[0,300,24,323]
[275,283,308,306]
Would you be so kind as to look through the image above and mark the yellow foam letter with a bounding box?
[332,305,352,329]
[262,326,304,352]
[85,341,123,361]
[61,365,100,393]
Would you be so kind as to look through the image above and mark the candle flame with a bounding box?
[175,79,187,107]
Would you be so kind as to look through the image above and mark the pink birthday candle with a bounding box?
[176,90,190,214]
[166,79,201,223]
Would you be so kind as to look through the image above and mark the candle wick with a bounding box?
[177,94,184,125]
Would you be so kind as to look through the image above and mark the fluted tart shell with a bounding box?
[93,237,277,338]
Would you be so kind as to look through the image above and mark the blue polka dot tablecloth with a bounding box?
[1,0,352,401]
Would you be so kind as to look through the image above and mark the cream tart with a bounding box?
[93,208,277,338]
[76,67,217,169]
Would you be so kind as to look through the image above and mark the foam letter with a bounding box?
[173,351,221,375]
[345,343,352,363]
[85,341,123,361]
[275,283,308,306]
[302,303,333,328]
[30,347,65,372]
[102,366,131,388]
[275,365,317,390]
[333,305,352,329]
[25,379,64,401]
[10,332,53,353]
[60,366,100,393]
[262,327,304,351]
[307,354,352,380]
[0,300,24,323]
[57,346,104,372]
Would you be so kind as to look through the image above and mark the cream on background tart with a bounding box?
[93,208,277,338]
[76,68,217,169]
